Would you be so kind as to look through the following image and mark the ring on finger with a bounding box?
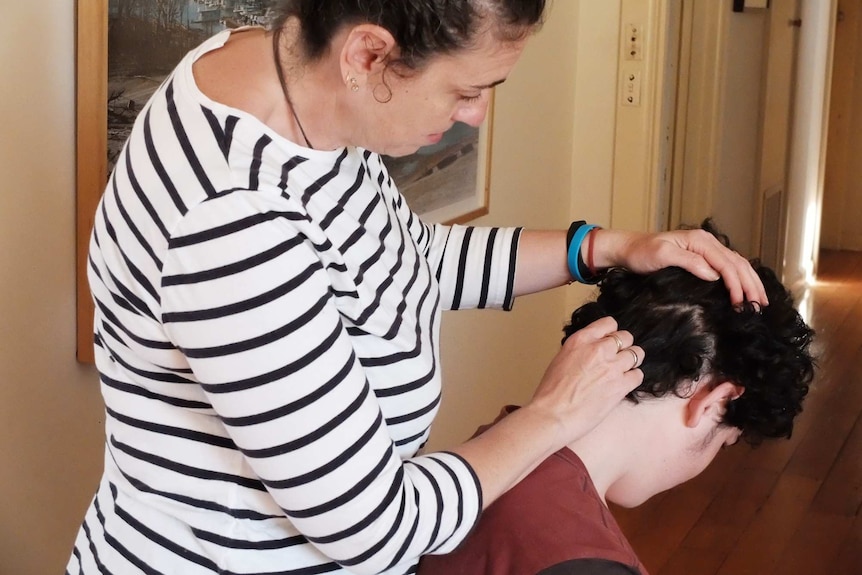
[608,333,624,353]
[624,348,639,371]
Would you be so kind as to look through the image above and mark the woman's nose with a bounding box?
[453,99,489,128]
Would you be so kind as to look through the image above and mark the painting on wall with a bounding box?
[75,0,492,361]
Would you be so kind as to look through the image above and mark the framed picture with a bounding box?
[76,1,107,364]
[75,1,493,362]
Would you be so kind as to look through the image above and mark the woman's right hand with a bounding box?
[526,315,644,448]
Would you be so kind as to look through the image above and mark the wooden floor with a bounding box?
[612,250,862,575]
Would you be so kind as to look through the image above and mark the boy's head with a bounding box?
[563,223,815,506]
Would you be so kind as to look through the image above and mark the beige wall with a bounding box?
[0,2,105,574]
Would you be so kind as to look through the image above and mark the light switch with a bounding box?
[622,70,641,107]
[624,23,643,60]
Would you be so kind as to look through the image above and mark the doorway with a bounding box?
[665,0,841,288]
[667,0,799,266]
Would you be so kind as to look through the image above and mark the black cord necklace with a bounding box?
[272,31,314,149]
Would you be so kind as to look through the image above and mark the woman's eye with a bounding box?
[461,93,482,103]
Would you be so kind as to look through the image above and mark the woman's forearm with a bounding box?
[513,229,572,296]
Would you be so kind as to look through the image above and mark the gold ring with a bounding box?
[625,348,639,371]
[609,333,624,353]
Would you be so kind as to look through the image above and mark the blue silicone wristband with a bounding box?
[567,224,600,283]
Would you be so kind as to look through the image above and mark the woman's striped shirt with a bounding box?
[67,29,522,575]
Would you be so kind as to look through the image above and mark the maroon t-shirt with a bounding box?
[419,410,648,575]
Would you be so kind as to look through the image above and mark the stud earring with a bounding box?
[348,76,360,92]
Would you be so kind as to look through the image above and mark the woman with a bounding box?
[67,2,766,574]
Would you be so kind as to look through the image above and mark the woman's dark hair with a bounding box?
[563,221,815,446]
[269,0,546,70]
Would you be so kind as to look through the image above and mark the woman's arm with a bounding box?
[410,222,642,512]
[513,228,768,305]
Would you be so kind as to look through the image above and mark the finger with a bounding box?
[717,259,745,306]
[675,229,741,282]
[604,330,634,354]
[685,238,750,304]
[740,258,769,306]
[688,232,769,305]
[620,363,645,392]
[662,245,722,283]
[570,316,619,342]
[719,251,768,306]
[616,345,644,372]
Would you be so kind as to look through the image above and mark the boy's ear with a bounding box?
[684,381,744,428]
[340,24,398,82]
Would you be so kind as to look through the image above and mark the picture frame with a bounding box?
[74,1,493,363]
[76,1,108,363]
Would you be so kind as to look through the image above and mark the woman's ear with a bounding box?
[684,381,744,429]
[340,24,398,85]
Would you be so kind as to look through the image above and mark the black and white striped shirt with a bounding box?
[68,30,521,575]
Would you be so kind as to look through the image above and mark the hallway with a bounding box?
[613,250,862,574]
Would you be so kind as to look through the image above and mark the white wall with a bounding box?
[0,3,104,574]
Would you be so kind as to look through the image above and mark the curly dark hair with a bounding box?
[562,225,815,446]
[269,0,546,70]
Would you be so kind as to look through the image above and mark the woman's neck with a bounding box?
[270,22,352,150]
[192,26,348,150]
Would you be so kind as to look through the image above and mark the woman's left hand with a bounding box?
[590,228,768,306]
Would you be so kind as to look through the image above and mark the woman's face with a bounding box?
[358,34,528,157]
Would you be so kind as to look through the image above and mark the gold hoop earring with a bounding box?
[372,83,393,103]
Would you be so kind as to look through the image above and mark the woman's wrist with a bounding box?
[566,221,607,284]
[585,228,613,270]
[585,228,641,271]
